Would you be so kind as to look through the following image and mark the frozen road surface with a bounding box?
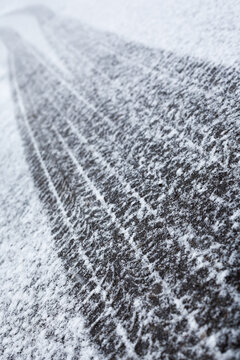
[0,3,239,359]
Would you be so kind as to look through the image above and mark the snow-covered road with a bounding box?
[0,2,239,359]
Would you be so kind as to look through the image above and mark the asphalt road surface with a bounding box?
[0,5,239,360]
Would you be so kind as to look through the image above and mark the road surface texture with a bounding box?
[0,3,239,360]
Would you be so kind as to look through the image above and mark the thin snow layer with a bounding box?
[0,51,101,359]
[0,4,240,360]
[2,0,240,67]
[61,0,240,67]
[0,13,66,72]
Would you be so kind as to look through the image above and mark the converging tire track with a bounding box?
[31,7,240,216]
[8,51,136,359]
[1,9,240,359]
[31,5,239,291]
[5,33,199,358]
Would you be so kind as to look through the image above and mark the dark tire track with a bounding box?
[1,16,240,360]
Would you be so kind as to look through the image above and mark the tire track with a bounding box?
[2,33,187,358]
[2,22,239,360]
[28,32,239,235]
[32,8,240,192]
[33,6,240,98]
[23,26,238,292]
[10,38,202,357]
[8,48,140,359]
[31,5,240,102]
[15,30,240,346]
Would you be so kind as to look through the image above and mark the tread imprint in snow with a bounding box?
[1,10,240,358]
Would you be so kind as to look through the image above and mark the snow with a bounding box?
[0,42,100,360]
[0,1,239,359]
[0,0,240,66]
